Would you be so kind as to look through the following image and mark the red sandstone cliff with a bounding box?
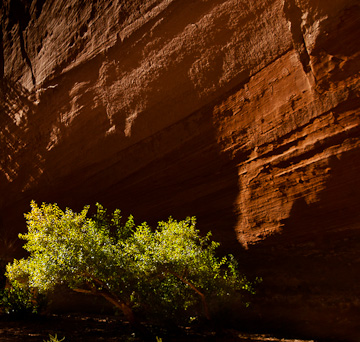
[1,0,359,340]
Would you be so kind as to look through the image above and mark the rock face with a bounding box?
[1,0,359,340]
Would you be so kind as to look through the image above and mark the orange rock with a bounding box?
[0,0,359,340]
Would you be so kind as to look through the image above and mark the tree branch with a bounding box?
[77,273,136,324]
[73,288,94,295]
[167,270,210,320]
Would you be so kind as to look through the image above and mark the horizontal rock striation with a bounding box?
[0,0,359,340]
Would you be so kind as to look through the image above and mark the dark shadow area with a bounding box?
[283,0,311,74]
[237,147,360,342]
[0,37,242,263]
[4,0,35,85]
[32,0,46,19]
[0,21,4,79]
[0,312,317,342]
[30,96,241,251]
[0,76,39,259]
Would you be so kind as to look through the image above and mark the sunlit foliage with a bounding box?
[6,201,254,324]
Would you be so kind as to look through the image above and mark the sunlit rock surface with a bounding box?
[0,0,359,340]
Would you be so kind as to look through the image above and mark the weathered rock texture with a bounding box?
[1,0,359,340]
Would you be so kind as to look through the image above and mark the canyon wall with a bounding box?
[1,0,359,340]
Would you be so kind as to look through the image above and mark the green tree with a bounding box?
[6,201,253,324]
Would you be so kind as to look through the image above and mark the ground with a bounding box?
[0,313,316,342]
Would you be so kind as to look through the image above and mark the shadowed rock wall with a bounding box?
[0,0,359,340]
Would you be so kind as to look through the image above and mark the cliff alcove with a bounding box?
[0,0,359,340]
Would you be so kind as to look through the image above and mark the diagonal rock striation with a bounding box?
[0,0,359,340]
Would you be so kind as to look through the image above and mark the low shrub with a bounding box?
[0,280,45,317]
[6,201,256,325]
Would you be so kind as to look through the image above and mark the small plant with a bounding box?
[6,201,255,325]
[0,280,44,316]
[44,334,65,342]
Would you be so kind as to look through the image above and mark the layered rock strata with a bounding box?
[0,0,359,340]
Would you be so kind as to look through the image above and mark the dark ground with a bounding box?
[0,313,317,342]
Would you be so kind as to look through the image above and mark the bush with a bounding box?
[0,280,45,317]
[6,201,254,325]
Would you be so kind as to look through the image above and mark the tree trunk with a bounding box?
[73,287,136,324]
[168,271,211,320]
[99,292,136,325]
